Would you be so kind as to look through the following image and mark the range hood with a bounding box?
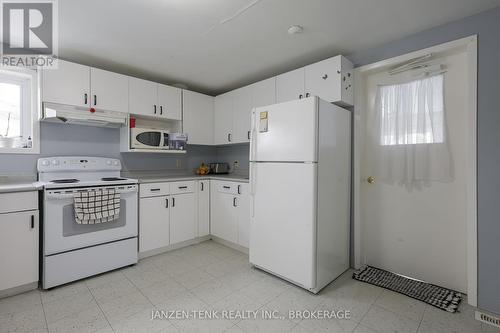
[42,102,127,128]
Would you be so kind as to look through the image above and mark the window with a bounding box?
[0,69,39,153]
[376,74,444,146]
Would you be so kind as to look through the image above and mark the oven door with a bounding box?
[43,184,138,256]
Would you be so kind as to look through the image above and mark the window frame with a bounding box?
[0,67,40,154]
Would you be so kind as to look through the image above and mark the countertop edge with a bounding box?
[137,175,249,184]
[0,183,42,193]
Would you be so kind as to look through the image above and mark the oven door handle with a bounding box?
[45,187,137,199]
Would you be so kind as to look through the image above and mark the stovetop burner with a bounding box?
[101,177,127,181]
[51,179,80,184]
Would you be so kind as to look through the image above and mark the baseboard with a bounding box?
[139,236,212,259]
[210,236,249,255]
[0,282,38,299]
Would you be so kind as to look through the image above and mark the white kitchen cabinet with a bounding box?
[252,77,276,108]
[139,195,170,253]
[42,60,90,107]
[304,55,353,106]
[235,183,250,248]
[90,68,129,113]
[158,84,182,120]
[276,67,305,103]
[214,92,233,144]
[0,191,39,294]
[232,85,253,143]
[183,90,214,145]
[198,180,210,237]
[170,193,197,244]
[129,77,158,117]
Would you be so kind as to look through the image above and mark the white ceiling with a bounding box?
[59,0,500,95]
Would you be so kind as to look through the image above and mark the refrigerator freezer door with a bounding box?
[249,162,316,289]
[250,97,318,162]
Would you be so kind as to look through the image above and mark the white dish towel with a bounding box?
[74,188,120,224]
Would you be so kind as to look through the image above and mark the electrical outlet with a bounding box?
[233,160,239,169]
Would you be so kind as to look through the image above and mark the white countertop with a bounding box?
[122,171,249,184]
[0,176,41,193]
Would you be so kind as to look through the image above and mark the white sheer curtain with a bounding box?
[372,74,453,190]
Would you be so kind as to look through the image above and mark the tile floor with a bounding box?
[1,240,499,333]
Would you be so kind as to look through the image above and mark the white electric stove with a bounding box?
[38,156,138,289]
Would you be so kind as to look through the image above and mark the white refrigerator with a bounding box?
[249,96,351,293]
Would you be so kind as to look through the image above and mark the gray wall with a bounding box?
[0,122,217,175]
[215,144,250,175]
[346,6,500,314]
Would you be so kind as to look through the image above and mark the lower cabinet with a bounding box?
[210,181,250,248]
[139,195,170,253]
[170,193,197,244]
[0,191,39,293]
[198,180,210,237]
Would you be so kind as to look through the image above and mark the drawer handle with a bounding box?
[178,186,188,189]
[165,198,169,208]
[150,188,161,192]
[30,215,35,229]
[201,182,204,191]
[223,186,231,189]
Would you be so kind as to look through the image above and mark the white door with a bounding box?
[305,56,342,103]
[139,196,169,253]
[183,90,213,145]
[236,183,250,248]
[170,193,197,244]
[251,97,318,162]
[0,211,39,290]
[249,162,316,289]
[214,92,233,144]
[90,68,129,113]
[232,86,253,143]
[276,67,304,103]
[359,50,470,292]
[129,77,157,116]
[252,77,276,108]
[158,84,182,120]
[42,60,90,107]
[197,181,210,237]
[210,187,238,243]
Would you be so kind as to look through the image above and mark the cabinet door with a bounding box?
[232,85,253,143]
[90,68,129,113]
[276,67,305,103]
[236,184,250,248]
[42,60,90,107]
[210,186,238,243]
[139,196,170,253]
[214,92,233,144]
[170,193,197,244]
[129,77,157,116]
[182,90,214,145]
[197,181,210,237]
[158,84,182,120]
[0,211,39,290]
[252,77,276,108]
[305,55,351,104]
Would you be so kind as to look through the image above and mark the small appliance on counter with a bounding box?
[209,162,230,174]
[169,133,188,150]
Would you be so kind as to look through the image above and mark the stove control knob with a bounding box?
[113,161,119,166]
[41,160,50,166]
[51,159,60,166]
[106,160,112,166]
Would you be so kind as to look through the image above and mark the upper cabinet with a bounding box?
[276,55,353,106]
[42,60,90,108]
[129,78,182,120]
[214,92,233,145]
[183,90,214,145]
[42,60,129,113]
[90,68,129,113]
[232,85,253,144]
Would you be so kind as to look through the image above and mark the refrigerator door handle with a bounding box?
[250,109,257,161]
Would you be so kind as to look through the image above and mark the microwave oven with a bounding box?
[130,128,169,149]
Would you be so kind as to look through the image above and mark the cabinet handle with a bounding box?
[165,198,169,208]
[160,106,163,115]
[237,184,241,194]
[150,188,161,191]
[306,93,310,98]
[223,186,231,189]
[299,94,303,99]
[228,133,232,142]
[337,70,341,74]
[178,186,187,189]
[30,215,35,229]
[84,93,88,105]
[154,105,157,114]
[322,74,328,80]
[247,131,251,140]
[201,182,204,191]
[172,197,175,207]
[93,95,97,106]
[233,197,237,207]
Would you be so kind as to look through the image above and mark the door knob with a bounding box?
[367,176,375,184]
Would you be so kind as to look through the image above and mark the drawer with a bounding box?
[170,181,195,195]
[140,183,170,198]
[214,181,244,195]
[0,191,38,214]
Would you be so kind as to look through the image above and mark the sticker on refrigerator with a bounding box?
[259,111,268,133]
